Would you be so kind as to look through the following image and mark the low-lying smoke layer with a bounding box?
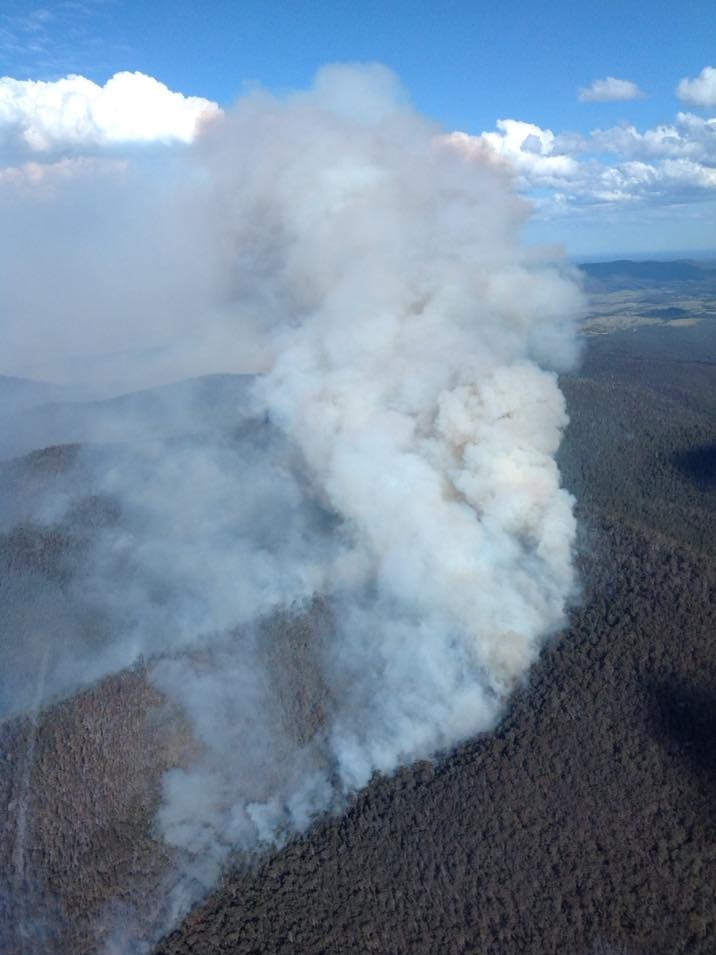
[1,63,583,944]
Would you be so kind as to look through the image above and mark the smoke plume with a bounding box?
[0,63,583,944]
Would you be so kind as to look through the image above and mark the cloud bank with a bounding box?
[1,63,713,256]
[579,76,645,102]
[1,63,583,946]
[0,70,220,152]
[677,65,716,108]
[453,107,716,224]
[444,68,716,238]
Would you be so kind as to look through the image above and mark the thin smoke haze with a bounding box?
[0,64,584,950]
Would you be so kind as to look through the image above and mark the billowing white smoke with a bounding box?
[125,63,582,895]
[1,63,583,938]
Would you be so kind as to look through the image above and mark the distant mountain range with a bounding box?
[0,373,255,460]
[2,259,714,459]
[578,258,716,290]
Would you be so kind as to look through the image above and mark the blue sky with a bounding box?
[0,0,715,255]
[2,0,713,132]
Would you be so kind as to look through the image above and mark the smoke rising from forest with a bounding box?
[1,64,584,942]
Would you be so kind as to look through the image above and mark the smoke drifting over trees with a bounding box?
[1,64,584,942]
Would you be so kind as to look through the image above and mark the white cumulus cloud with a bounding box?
[677,65,716,108]
[589,113,716,162]
[469,103,716,217]
[448,120,579,190]
[578,77,645,102]
[0,70,221,152]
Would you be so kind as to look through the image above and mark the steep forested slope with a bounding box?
[156,321,716,955]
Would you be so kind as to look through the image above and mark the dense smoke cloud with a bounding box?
[1,63,583,945]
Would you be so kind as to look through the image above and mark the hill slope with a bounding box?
[0,316,714,955]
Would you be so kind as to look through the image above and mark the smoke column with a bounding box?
[0,63,583,944]
[128,63,581,892]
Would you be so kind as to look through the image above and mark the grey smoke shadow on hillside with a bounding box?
[0,381,350,953]
[0,373,340,722]
[0,373,255,461]
[0,375,90,412]
[0,374,255,720]
[0,375,90,461]
[0,388,352,948]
